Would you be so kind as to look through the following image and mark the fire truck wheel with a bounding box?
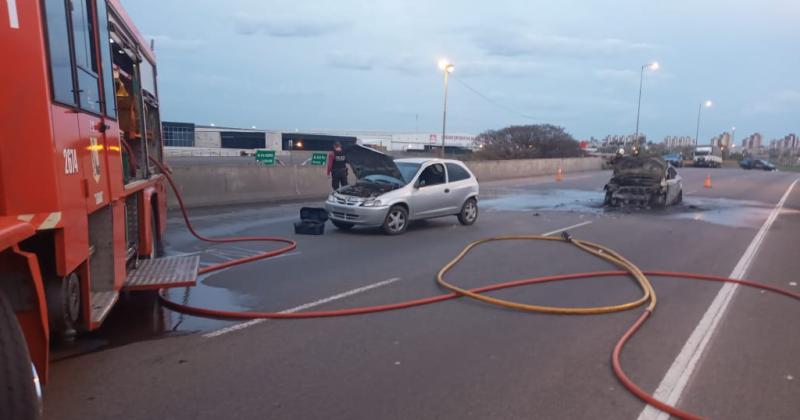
[45,272,80,340]
[0,291,42,420]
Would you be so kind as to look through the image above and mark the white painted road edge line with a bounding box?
[203,277,402,338]
[638,178,799,420]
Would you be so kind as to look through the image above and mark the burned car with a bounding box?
[604,157,683,207]
[325,145,480,235]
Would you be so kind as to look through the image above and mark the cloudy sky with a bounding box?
[124,0,799,142]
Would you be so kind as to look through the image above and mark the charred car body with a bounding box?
[604,157,683,207]
[325,145,480,235]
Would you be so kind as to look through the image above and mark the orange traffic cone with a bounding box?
[556,166,564,182]
[704,174,712,189]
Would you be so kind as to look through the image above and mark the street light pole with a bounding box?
[695,100,712,146]
[634,62,658,150]
[441,70,449,158]
[438,60,454,159]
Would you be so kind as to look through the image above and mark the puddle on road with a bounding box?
[50,246,264,361]
[480,188,784,228]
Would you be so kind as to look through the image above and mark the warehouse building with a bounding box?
[162,121,477,156]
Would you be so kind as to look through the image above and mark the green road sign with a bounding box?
[255,149,275,165]
[310,152,327,166]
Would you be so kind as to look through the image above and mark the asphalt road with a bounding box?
[43,168,800,420]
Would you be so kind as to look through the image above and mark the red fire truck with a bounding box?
[1,1,197,418]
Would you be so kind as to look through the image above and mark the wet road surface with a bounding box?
[43,168,800,419]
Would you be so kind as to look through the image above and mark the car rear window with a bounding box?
[446,163,471,182]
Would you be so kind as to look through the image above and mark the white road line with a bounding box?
[638,178,799,420]
[542,220,593,237]
[202,277,402,338]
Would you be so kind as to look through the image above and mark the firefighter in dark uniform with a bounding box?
[326,142,349,190]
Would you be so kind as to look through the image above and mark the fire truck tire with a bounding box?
[0,291,42,420]
[45,272,80,340]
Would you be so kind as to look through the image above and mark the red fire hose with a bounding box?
[150,158,799,420]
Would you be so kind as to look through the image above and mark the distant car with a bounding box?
[662,153,684,167]
[325,146,480,235]
[739,158,776,171]
[604,157,683,207]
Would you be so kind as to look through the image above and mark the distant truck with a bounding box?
[693,145,722,168]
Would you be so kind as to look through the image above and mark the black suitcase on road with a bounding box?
[294,207,329,235]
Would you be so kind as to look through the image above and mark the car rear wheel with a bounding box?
[331,220,354,230]
[457,198,479,225]
[382,205,408,235]
[0,291,42,420]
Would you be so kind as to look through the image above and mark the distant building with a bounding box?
[664,135,694,149]
[711,132,733,149]
[770,133,799,152]
[740,133,763,151]
[162,121,196,147]
[161,121,477,155]
[602,134,640,147]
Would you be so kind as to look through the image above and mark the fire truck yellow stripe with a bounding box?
[7,0,19,29]
[38,212,62,230]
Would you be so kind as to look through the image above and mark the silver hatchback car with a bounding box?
[325,146,480,235]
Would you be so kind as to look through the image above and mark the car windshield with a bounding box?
[395,162,422,184]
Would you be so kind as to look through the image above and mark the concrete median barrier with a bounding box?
[166,157,602,209]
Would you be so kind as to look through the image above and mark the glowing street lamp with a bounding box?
[695,100,713,145]
[438,59,455,158]
[634,61,659,148]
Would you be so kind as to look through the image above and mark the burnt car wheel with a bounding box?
[457,198,478,225]
[331,220,354,230]
[382,205,408,235]
[650,192,668,208]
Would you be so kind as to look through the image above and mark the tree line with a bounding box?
[474,124,583,160]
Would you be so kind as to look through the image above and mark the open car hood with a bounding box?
[612,157,666,180]
[345,145,404,181]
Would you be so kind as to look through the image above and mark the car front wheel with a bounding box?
[457,198,479,225]
[382,205,409,235]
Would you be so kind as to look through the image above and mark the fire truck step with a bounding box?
[123,255,200,291]
[90,291,118,325]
